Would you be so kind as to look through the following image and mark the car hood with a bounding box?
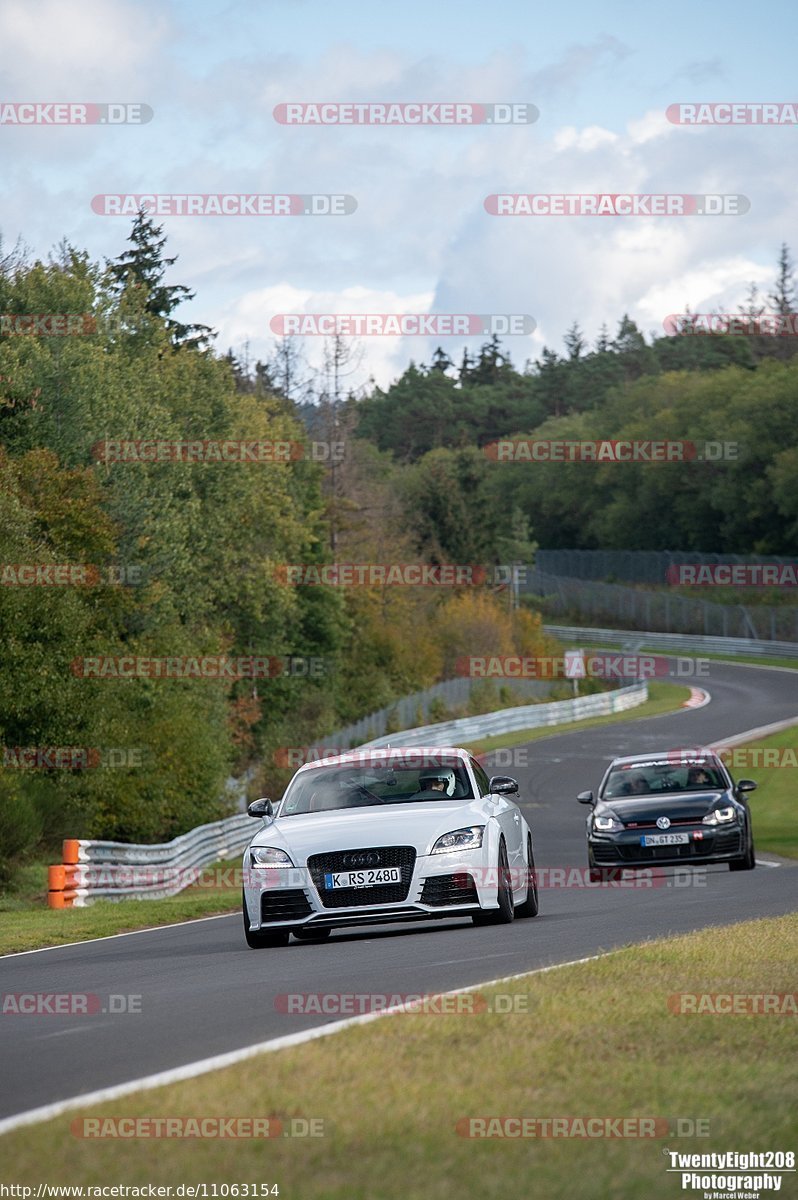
[598,792,727,825]
[249,799,487,860]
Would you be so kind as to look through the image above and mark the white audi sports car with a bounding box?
[242,747,539,947]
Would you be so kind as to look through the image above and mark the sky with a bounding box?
[2,0,797,389]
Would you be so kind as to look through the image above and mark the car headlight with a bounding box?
[702,806,737,826]
[250,846,294,867]
[431,826,485,854]
[593,813,622,832]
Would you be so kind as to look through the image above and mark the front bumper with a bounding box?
[588,823,744,868]
[244,850,494,932]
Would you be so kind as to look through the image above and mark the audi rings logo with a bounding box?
[342,851,381,868]
[656,817,671,830]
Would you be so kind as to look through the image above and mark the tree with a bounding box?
[106,210,212,349]
[769,243,796,315]
[564,322,586,361]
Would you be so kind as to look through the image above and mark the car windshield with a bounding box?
[278,755,474,816]
[603,759,724,798]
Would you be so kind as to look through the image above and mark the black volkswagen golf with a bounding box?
[578,749,757,879]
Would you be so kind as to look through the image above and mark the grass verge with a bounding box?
[0,859,242,956]
[464,680,693,756]
[2,914,796,1199]
[723,725,798,859]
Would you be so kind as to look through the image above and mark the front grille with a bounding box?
[420,873,479,907]
[308,846,416,908]
[621,843,694,861]
[260,889,313,923]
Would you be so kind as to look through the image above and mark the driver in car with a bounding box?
[418,768,456,797]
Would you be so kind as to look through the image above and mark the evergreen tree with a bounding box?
[106,209,212,350]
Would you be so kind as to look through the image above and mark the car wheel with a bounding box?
[729,826,756,871]
[473,838,515,925]
[515,836,539,918]
[293,928,332,942]
[242,891,291,948]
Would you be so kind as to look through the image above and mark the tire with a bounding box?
[293,928,332,942]
[729,826,756,872]
[472,838,515,925]
[515,836,539,918]
[242,892,291,948]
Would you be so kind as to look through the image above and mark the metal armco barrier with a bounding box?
[543,624,798,660]
[358,682,648,750]
[47,812,254,908]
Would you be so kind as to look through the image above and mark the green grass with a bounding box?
[725,725,798,859]
[0,858,242,956]
[2,914,796,1199]
[464,681,693,755]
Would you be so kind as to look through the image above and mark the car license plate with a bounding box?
[640,833,690,846]
[323,867,402,889]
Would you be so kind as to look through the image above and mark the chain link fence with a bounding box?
[522,568,798,642]
[535,549,795,586]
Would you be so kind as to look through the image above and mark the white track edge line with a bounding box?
[1,912,237,960]
[0,952,608,1136]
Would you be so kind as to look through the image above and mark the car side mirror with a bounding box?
[736,780,757,793]
[247,797,273,818]
[489,775,518,795]
[577,791,595,805]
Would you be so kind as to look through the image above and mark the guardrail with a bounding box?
[358,681,648,750]
[47,813,253,908]
[306,674,554,753]
[544,624,798,660]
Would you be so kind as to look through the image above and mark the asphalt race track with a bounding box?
[2,660,796,1121]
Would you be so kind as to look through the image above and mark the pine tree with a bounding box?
[768,243,796,315]
[431,346,454,373]
[564,321,586,360]
[106,209,212,349]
